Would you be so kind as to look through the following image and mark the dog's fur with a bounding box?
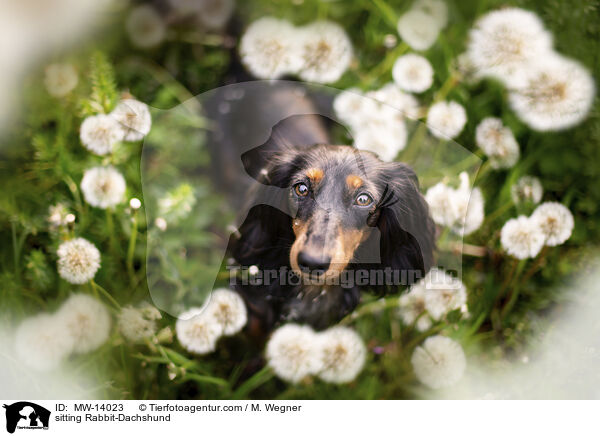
[209,84,435,333]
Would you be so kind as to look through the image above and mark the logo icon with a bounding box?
[2,402,50,434]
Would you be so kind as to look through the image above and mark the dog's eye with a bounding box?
[294,183,309,197]
[355,193,373,207]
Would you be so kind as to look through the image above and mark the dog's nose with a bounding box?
[297,252,331,274]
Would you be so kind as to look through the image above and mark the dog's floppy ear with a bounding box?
[230,150,307,268]
[374,162,435,286]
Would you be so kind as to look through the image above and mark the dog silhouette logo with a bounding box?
[2,402,50,434]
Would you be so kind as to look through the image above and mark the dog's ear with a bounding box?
[230,150,307,268]
[374,162,435,286]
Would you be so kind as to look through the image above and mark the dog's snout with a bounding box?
[297,251,331,275]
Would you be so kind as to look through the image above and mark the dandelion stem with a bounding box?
[434,73,460,103]
[91,279,121,310]
[339,297,401,325]
[127,213,138,285]
[105,209,118,255]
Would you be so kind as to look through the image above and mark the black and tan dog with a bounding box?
[208,82,435,333]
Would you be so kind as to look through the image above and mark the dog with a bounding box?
[208,82,435,333]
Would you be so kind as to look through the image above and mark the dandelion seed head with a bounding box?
[126,5,166,49]
[413,0,448,29]
[240,17,303,79]
[399,285,432,331]
[57,293,111,354]
[426,101,467,139]
[475,117,520,169]
[15,314,75,372]
[508,55,595,131]
[511,176,543,205]
[416,268,468,321]
[44,63,78,97]
[176,308,221,354]
[266,324,321,384]
[110,99,152,141]
[57,237,101,284]
[47,203,70,228]
[316,327,366,384]
[204,288,247,336]
[500,215,545,259]
[118,303,162,343]
[79,114,121,155]
[298,20,353,84]
[366,83,421,119]
[467,8,553,82]
[80,166,126,209]
[531,202,574,246]
[397,9,440,51]
[411,335,466,389]
[392,53,434,93]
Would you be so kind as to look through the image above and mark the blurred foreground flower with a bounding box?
[531,202,574,247]
[176,308,222,354]
[392,53,433,93]
[57,294,111,354]
[119,303,162,343]
[44,63,78,97]
[500,215,545,259]
[80,114,122,155]
[508,55,595,131]
[204,288,247,336]
[317,327,366,384]
[126,5,166,49]
[240,17,352,84]
[426,101,467,139]
[511,176,543,205]
[466,8,553,85]
[266,324,322,384]
[411,335,466,389]
[80,166,126,209]
[15,314,75,372]
[475,117,520,169]
[110,99,152,141]
[57,237,101,284]
[425,172,484,236]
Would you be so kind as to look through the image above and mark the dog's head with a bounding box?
[233,142,435,288]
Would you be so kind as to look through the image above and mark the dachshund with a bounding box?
[207,82,435,333]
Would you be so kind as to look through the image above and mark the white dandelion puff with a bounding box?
[333,88,375,129]
[47,203,70,228]
[316,327,366,384]
[266,324,321,384]
[475,117,520,169]
[366,83,421,119]
[418,268,468,321]
[392,53,434,93]
[57,237,101,284]
[126,5,166,49]
[204,288,247,336]
[110,99,152,142]
[399,285,432,331]
[500,215,545,259]
[118,303,162,343]
[511,176,543,205]
[57,294,111,354]
[531,202,574,247]
[413,0,448,29]
[176,308,222,354]
[411,335,466,389]
[80,166,126,209]
[508,54,595,131]
[427,100,467,139]
[297,20,353,84]
[240,17,303,79]
[353,116,407,162]
[425,172,484,236]
[15,314,75,372]
[44,63,78,97]
[466,8,553,84]
[79,114,122,155]
[397,9,441,51]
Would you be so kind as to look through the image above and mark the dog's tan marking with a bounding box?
[346,174,363,190]
[306,168,324,185]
